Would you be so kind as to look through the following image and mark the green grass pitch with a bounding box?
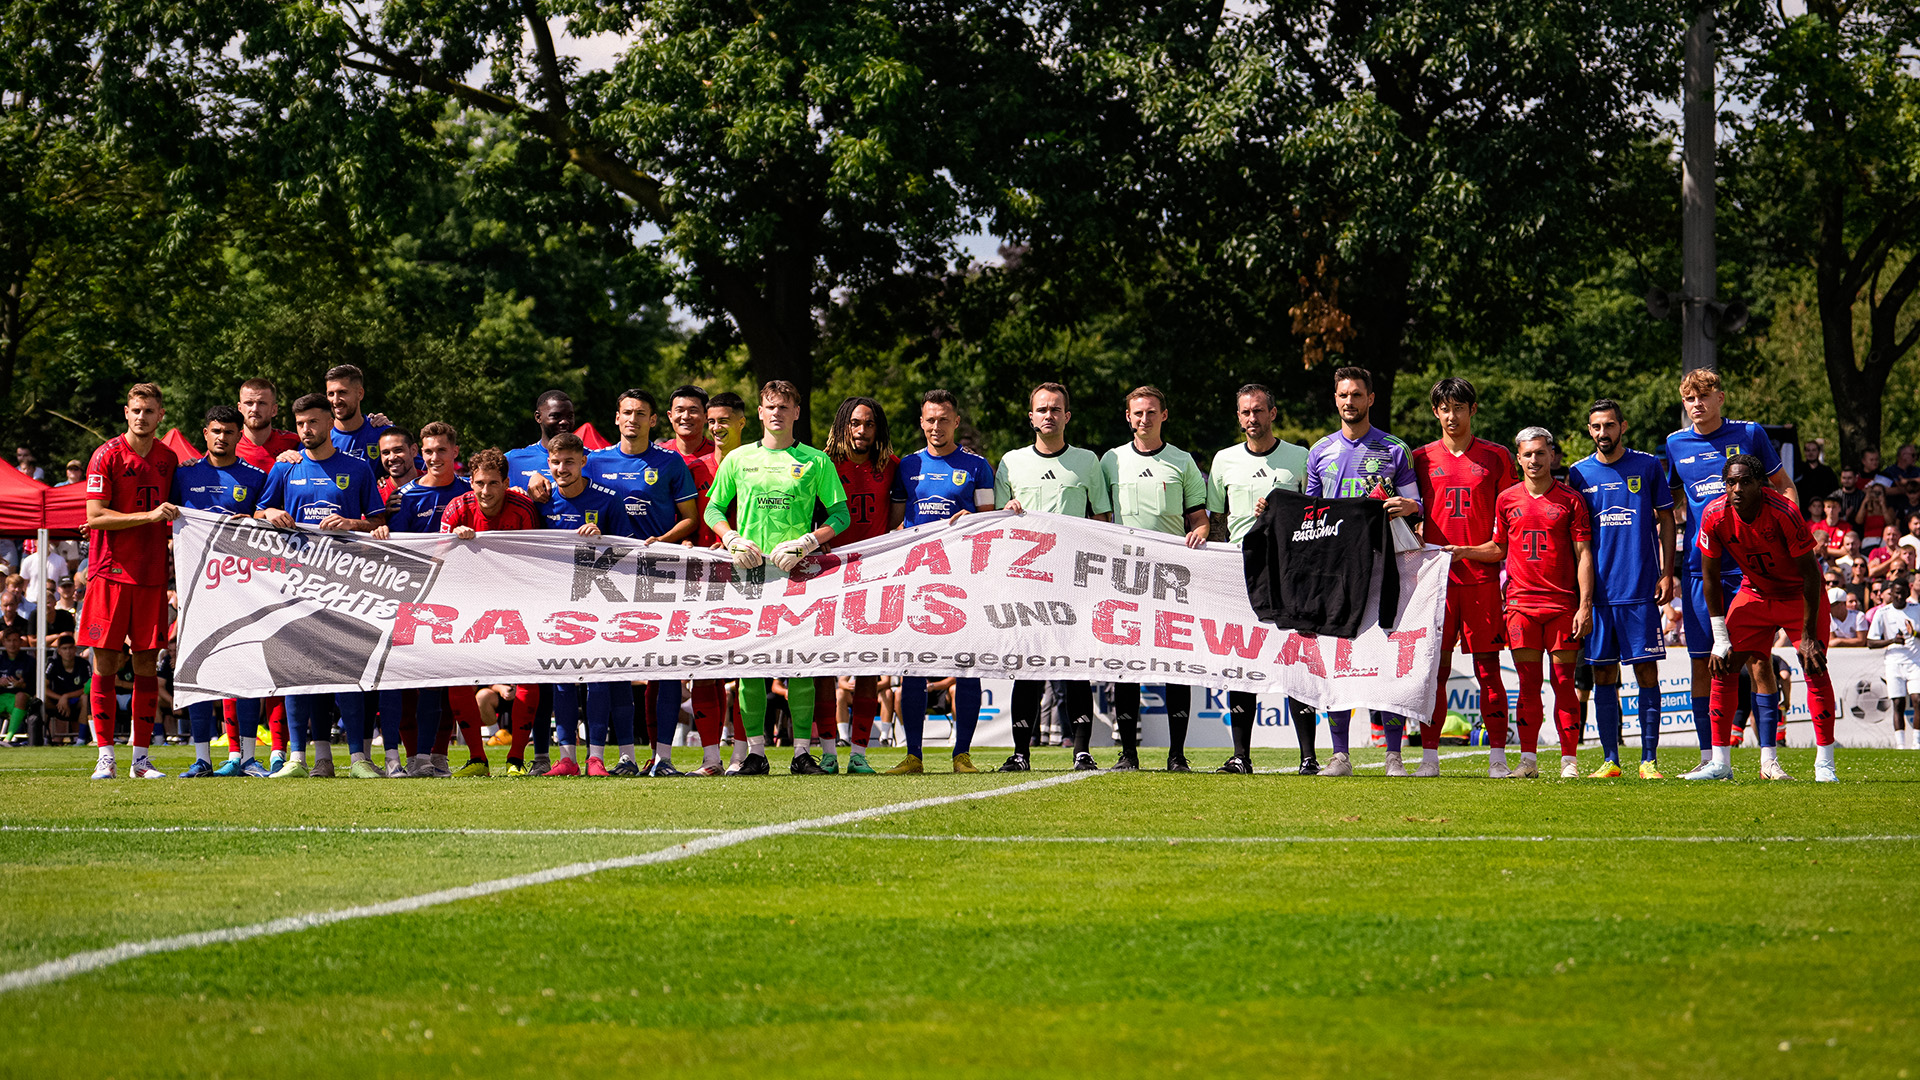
[0,743,1914,1078]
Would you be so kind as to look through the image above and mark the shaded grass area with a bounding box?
[0,745,1913,1078]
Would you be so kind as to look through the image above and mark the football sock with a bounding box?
[1690,694,1712,754]
[1549,662,1580,757]
[1805,668,1838,746]
[608,682,635,755]
[1594,682,1622,763]
[377,689,405,765]
[788,676,815,757]
[131,674,157,749]
[1010,680,1039,756]
[1490,746,1508,769]
[618,742,635,763]
[747,734,767,757]
[1708,674,1737,747]
[1292,697,1318,761]
[651,679,682,765]
[850,692,877,751]
[1816,742,1836,768]
[1228,691,1255,760]
[314,741,334,767]
[1472,653,1510,736]
[1712,743,1731,768]
[1115,683,1141,755]
[1753,692,1781,759]
[1637,678,1662,760]
[241,736,256,761]
[510,685,537,762]
[953,677,981,755]
[739,677,768,740]
[416,690,443,759]
[1382,716,1403,754]
[335,691,366,755]
[232,698,259,760]
[265,697,288,754]
[1514,659,1544,754]
[1329,710,1351,757]
[1423,745,1440,767]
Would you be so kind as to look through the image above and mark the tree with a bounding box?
[1729,0,1920,466]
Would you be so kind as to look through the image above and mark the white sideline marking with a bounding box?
[0,825,728,838]
[797,831,1920,845]
[0,771,1101,995]
[1352,749,1488,770]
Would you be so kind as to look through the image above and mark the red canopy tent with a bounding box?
[0,460,85,538]
[161,428,203,463]
[574,422,613,451]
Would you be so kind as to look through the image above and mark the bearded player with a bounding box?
[1689,454,1840,782]
[704,380,849,776]
[1411,377,1517,778]
[82,383,180,779]
[823,396,897,775]
[1450,428,1594,778]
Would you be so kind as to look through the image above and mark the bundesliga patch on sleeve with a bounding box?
[86,473,106,495]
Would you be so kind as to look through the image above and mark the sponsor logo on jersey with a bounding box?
[1626,476,1641,493]
[1138,469,1155,478]
[1598,507,1637,528]
[1039,470,1057,480]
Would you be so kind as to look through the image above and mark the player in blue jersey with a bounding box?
[254,393,388,779]
[505,389,576,491]
[372,421,492,778]
[885,389,997,774]
[170,405,269,778]
[1569,399,1677,779]
[585,389,698,775]
[1303,367,1422,777]
[1664,369,1796,770]
[322,363,395,473]
[537,431,638,777]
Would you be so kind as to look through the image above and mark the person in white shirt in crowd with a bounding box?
[13,445,42,481]
[17,544,66,620]
[1830,591,1868,646]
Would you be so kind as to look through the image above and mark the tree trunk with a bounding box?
[707,245,820,444]
[1345,256,1413,436]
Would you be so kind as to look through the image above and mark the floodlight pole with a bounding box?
[1681,5,1717,375]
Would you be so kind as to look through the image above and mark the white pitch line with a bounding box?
[0,824,728,838]
[797,832,1920,845]
[1351,749,1488,770]
[0,770,1102,995]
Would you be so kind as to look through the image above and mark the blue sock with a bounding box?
[1753,693,1781,748]
[1382,714,1403,753]
[552,685,579,746]
[608,682,635,750]
[584,683,613,749]
[1690,695,1711,751]
[377,689,404,761]
[900,677,927,758]
[1594,683,1621,764]
[416,691,441,757]
[232,699,259,754]
[953,678,981,755]
[336,692,366,755]
[186,701,219,750]
[1330,710,1351,756]
[286,694,311,754]
[649,680,682,753]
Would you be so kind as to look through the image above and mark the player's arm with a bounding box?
[87,496,179,530]
[1700,548,1737,675]
[368,488,404,539]
[1448,538,1506,563]
[887,498,907,531]
[1655,506,1677,604]
[1795,550,1827,675]
[1182,505,1209,549]
[1572,536,1595,639]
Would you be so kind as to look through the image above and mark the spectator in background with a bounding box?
[1832,590,1869,645]
[1856,481,1892,544]
[0,586,26,639]
[18,544,65,619]
[53,459,82,487]
[1833,531,1866,574]
[43,634,89,744]
[12,445,42,481]
[1847,560,1872,607]
[1861,447,1894,487]
[1890,475,1920,523]
[1837,466,1866,518]
[1813,497,1854,557]
[1801,438,1839,509]
[1890,443,1920,483]
[1869,528,1908,579]
[43,578,75,639]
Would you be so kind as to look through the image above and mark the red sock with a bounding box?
[1709,673,1737,747]
[812,676,839,744]
[690,679,724,748]
[1474,654,1509,748]
[89,673,116,748]
[510,685,537,760]
[132,675,157,749]
[264,697,287,754]
[1514,658,1544,754]
[1550,662,1580,756]
[450,689,486,762]
[222,698,240,746]
[1805,668,1837,746]
[850,694,877,749]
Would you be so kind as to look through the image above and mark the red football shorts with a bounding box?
[77,579,168,653]
[1505,607,1579,654]
[1727,589,1830,654]
[1445,580,1506,654]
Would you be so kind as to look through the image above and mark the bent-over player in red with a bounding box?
[1450,427,1593,779]
[81,382,180,779]
[1689,453,1840,782]
[441,447,544,773]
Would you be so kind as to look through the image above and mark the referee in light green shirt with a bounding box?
[993,381,1110,773]
[1100,386,1209,773]
[1204,382,1320,776]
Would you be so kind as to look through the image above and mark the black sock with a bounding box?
[1064,681,1094,756]
[1072,719,1092,756]
[533,686,552,756]
[1115,684,1140,755]
[1166,685,1190,758]
[1011,680,1040,756]
[1291,698,1318,761]
[1229,690,1255,760]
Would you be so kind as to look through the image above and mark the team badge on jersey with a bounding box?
[585,511,599,525]
[335,475,350,490]
[233,486,248,501]
[644,468,659,486]
[1626,476,1640,493]
[951,470,968,485]
[789,463,805,478]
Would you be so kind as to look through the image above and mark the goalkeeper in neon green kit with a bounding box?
[704,380,850,775]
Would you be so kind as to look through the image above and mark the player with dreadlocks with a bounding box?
[814,396,899,773]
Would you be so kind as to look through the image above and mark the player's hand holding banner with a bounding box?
[170,508,1451,714]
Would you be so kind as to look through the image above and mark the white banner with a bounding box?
[169,508,1450,713]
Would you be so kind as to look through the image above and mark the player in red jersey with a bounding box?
[656,384,732,773]
[1689,454,1840,781]
[81,383,180,780]
[234,377,301,474]
[1451,427,1593,779]
[440,448,546,775]
[811,396,897,773]
[1412,377,1517,778]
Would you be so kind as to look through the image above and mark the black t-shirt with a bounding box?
[45,656,90,697]
[1243,490,1402,638]
[0,649,31,691]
